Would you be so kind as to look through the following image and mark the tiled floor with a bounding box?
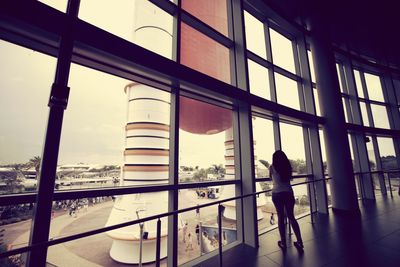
[195,195,400,267]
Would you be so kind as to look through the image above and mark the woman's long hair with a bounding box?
[272,150,292,182]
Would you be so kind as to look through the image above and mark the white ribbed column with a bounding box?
[222,127,266,220]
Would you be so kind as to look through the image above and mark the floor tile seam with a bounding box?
[371,242,400,255]
[372,228,400,243]
[264,254,282,266]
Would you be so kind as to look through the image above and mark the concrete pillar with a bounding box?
[309,14,359,212]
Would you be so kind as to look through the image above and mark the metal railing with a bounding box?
[0,177,331,266]
[353,169,400,199]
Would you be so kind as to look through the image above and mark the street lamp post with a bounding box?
[136,208,146,267]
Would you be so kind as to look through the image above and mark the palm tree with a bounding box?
[27,156,41,178]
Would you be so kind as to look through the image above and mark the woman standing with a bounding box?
[270,150,303,250]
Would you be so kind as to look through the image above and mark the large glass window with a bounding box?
[39,0,68,12]
[79,0,174,59]
[58,64,135,190]
[354,70,365,98]
[47,192,169,266]
[252,116,274,178]
[248,60,270,99]
[181,23,231,84]
[182,0,228,36]
[371,104,390,129]
[269,28,295,73]
[177,185,237,265]
[244,11,267,59]
[307,50,316,83]
[280,122,306,174]
[377,137,398,170]
[364,73,384,102]
[359,102,370,127]
[179,96,234,182]
[0,41,56,194]
[366,136,377,171]
[275,73,300,110]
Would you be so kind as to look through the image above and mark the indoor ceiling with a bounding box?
[264,0,399,68]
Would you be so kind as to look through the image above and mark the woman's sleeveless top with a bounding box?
[270,165,293,193]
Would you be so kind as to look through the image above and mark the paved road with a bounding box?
[4,189,310,266]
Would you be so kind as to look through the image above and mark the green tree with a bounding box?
[208,164,225,178]
[290,159,307,174]
[27,156,41,177]
[193,168,207,181]
[259,160,270,169]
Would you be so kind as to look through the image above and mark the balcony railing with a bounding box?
[0,176,331,267]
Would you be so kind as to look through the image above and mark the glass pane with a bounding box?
[280,123,306,174]
[178,185,237,265]
[182,0,228,36]
[39,0,68,12]
[372,173,382,196]
[348,134,355,163]
[48,192,168,265]
[181,23,231,84]
[252,116,274,178]
[248,60,270,100]
[244,11,266,59]
[377,137,397,170]
[292,180,310,218]
[371,104,390,129]
[307,50,316,83]
[0,41,57,195]
[342,98,349,122]
[256,181,275,233]
[275,73,300,110]
[326,179,332,206]
[0,202,35,262]
[179,97,234,182]
[364,73,384,102]
[366,136,376,171]
[354,70,364,98]
[314,88,321,116]
[269,28,295,73]
[336,64,344,93]
[59,64,171,190]
[79,0,174,59]
[319,130,327,173]
[359,102,370,127]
